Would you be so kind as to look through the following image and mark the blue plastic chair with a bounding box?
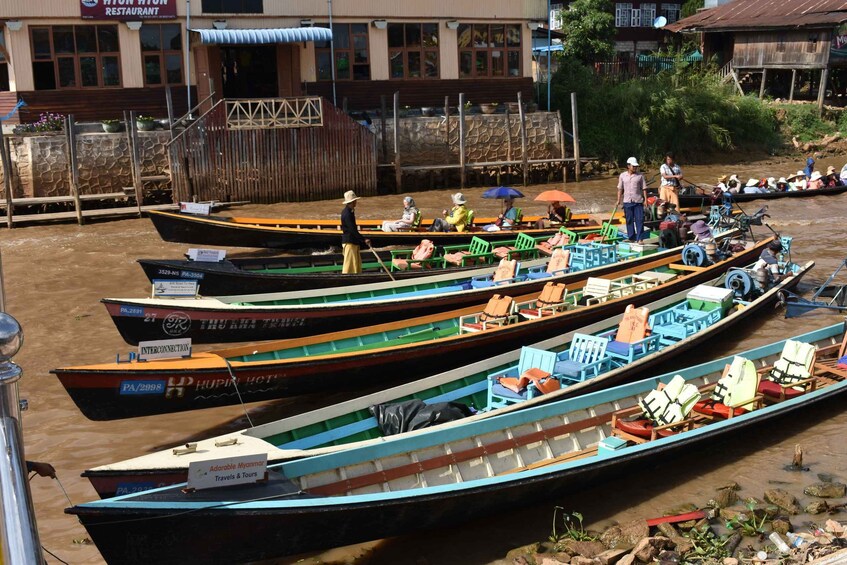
[487,346,559,409]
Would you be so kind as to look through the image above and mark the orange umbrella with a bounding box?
[534,190,576,203]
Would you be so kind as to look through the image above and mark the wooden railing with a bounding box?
[225,97,323,130]
[718,60,734,83]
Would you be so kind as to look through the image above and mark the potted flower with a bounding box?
[506,102,523,113]
[136,115,156,131]
[101,119,122,133]
[480,102,499,114]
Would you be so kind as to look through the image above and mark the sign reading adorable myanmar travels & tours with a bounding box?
[187,248,227,262]
[179,201,213,216]
[137,338,192,361]
[152,279,198,297]
[187,454,268,490]
[80,0,177,20]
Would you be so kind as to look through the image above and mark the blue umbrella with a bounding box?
[482,186,525,199]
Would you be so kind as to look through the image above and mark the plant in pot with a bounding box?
[506,102,524,113]
[101,119,122,133]
[480,102,499,114]
[136,115,156,131]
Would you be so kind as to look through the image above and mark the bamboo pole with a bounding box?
[557,110,567,185]
[818,68,829,115]
[458,92,466,189]
[65,115,83,225]
[570,92,581,182]
[1,132,13,229]
[393,91,402,194]
[789,69,797,102]
[126,111,144,216]
[517,91,528,187]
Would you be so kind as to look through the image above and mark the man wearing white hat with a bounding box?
[340,190,371,274]
[430,192,470,232]
[616,157,648,243]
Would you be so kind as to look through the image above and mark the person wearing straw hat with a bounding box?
[825,166,843,187]
[808,171,824,190]
[716,174,728,193]
[430,192,469,232]
[726,174,741,194]
[776,177,790,192]
[743,178,765,194]
[340,190,371,274]
[616,157,648,243]
[787,170,807,191]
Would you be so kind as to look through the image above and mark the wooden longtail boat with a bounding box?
[107,240,670,345]
[54,238,771,421]
[67,322,847,564]
[676,184,847,208]
[82,261,811,499]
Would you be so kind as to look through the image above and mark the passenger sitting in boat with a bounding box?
[753,240,784,281]
[825,166,843,187]
[787,171,807,191]
[807,171,825,190]
[535,201,571,228]
[726,174,741,194]
[775,177,790,192]
[382,196,419,232]
[716,175,728,192]
[690,220,713,242]
[483,198,519,232]
[430,193,469,232]
[743,178,766,194]
[765,177,778,192]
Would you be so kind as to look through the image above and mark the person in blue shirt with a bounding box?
[804,156,815,178]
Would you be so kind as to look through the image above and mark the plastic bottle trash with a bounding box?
[769,531,791,554]
[786,532,806,548]
[756,550,769,562]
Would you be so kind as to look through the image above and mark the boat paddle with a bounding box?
[369,246,396,281]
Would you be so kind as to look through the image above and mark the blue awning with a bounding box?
[532,44,564,53]
[192,27,332,45]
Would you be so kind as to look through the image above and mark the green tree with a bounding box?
[682,0,704,18]
[557,0,616,64]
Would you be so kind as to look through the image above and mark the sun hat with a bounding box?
[826,165,837,175]
[342,190,360,204]
[691,220,713,239]
[745,178,759,187]
[626,157,639,167]
[767,177,777,189]
[452,192,467,205]
[810,171,823,182]
[718,175,728,183]
[787,170,806,181]
[777,177,788,185]
[729,174,740,183]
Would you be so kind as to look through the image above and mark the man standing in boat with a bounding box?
[659,152,683,208]
[617,157,648,243]
[341,191,371,274]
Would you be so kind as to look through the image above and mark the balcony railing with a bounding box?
[225,97,324,130]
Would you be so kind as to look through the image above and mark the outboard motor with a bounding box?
[682,243,709,267]
[725,269,756,300]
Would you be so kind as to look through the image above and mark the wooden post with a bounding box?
[557,110,567,185]
[731,70,744,96]
[458,92,466,189]
[570,92,581,182]
[444,96,451,171]
[127,111,144,217]
[758,68,767,99]
[165,85,175,138]
[789,69,797,102]
[380,95,388,163]
[504,106,512,163]
[342,97,348,113]
[65,115,83,225]
[393,91,402,194]
[1,131,13,229]
[517,91,528,187]
[818,68,829,115]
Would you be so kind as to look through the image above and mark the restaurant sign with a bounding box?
[80,0,177,20]
[831,23,847,61]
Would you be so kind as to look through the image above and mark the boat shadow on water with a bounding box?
[322,394,847,565]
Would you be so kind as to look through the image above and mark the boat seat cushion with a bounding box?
[758,380,806,399]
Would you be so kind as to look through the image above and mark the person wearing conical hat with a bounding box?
[775,177,789,192]
[824,165,843,187]
[340,190,371,274]
[787,170,807,191]
[808,171,824,190]
[716,174,728,193]
[429,192,469,232]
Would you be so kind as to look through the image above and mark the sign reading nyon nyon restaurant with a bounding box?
[81,0,177,20]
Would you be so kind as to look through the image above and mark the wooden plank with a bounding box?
[65,115,83,226]
[818,68,829,114]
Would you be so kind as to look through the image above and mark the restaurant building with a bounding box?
[0,0,547,123]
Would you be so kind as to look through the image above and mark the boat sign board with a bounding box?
[179,202,212,216]
[188,454,268,490]
[137,338,192,361]
[152,279,198,297]
[187,248,227,262]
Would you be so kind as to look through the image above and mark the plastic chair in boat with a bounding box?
[612,375,702,442]
[536,229,576,256]
[599,304,661,365]
[580,222,623,243]
[758,340,818,400]
[391,239,437,271]
[459,294,517,332]
[494,232,542,261]
[569,243,618,272]
[526,248,571,280]
[442,236,493,267]
[517,282,569,319]
[487,346,560,408]
[577,277,613,305]
[553,333,612,384]
[471,259,521,289]
[693,356,762,419]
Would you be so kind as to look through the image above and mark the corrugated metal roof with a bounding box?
[193,28,333,45]
[667,0,847,32]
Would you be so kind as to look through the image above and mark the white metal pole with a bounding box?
[186,0,193,117]
[547,0,552,110]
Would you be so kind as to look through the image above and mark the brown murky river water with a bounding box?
[2,156,845,564]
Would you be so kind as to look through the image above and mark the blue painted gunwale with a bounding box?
[80,321,846,512]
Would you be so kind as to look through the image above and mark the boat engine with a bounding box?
[682,243,710,267]
[725,268,757,300]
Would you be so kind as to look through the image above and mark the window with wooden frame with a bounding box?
[140,24,183,86]
[30,25,121,90]
[660,3,680,23]
[0,29,9,91]
[314,23,370,81]
[201,0,263,14]
[388,23,439,79]
[640,3,656,27]
[615,3,632,27]
[457,23,521,78]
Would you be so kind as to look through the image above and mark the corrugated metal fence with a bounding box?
[168,97,378,203]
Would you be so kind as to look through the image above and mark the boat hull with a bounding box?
[55,242,765,420]
[677,184,847,208]
[108,251,673,345]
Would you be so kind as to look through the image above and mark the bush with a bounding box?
[778,104,834,142]
[12,112,65,134]
[550,57,780,163]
